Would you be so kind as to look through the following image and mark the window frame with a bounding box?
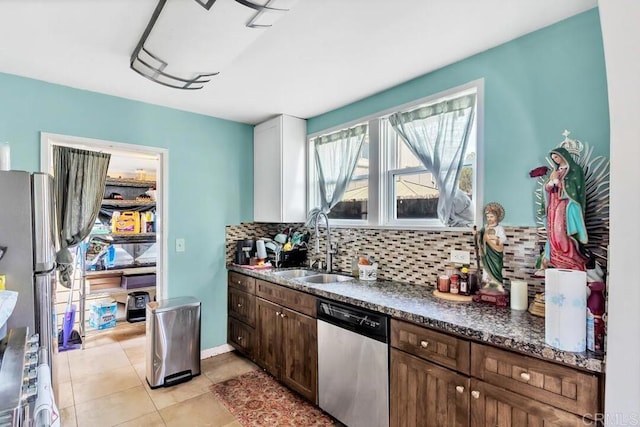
[307,79,484,230]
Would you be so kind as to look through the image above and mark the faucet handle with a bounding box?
[330,241,339,255]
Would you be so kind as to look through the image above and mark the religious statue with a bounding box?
[474,202,507,292]
[542,145,589,271]
[530,130,610,280]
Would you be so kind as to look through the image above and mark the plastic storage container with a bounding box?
[112,211,141,234]
[145,296,201,388]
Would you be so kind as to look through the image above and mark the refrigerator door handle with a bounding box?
[34,272,56,375]
[32,173,57,273]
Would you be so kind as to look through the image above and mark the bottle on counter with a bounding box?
[449,274,460,294]
[459,267,469,296]
[586,281,606,354]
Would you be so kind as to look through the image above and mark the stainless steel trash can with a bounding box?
[145,296,201,388]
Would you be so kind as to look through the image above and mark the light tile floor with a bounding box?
[54,321,258,427]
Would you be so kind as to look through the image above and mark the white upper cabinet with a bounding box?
[254,114,307,223]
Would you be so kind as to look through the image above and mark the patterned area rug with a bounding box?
[210,369,335,426]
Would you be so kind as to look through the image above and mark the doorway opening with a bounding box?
[40,132,168,342]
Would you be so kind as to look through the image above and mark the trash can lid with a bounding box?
[147,296,200,313]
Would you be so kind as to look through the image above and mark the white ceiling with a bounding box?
[0,0,597,125]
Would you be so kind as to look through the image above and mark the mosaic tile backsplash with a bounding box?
[226,223,550,298]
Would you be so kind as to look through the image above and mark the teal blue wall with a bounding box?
[308,9,609,226]
[0,72,254,349]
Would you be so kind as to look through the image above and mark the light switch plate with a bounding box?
[176,238,185,252]
[450,249,470,264]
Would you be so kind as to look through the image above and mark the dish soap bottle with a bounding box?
[586,281,605,354]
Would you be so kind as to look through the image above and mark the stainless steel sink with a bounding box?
[299,273,353,284]
[272,269,317,279]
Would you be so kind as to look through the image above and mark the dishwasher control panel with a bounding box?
[317,299,388,343]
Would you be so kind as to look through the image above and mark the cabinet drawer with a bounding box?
[228,271,256,294]
[470,378,585,427]
[256,280,316,317]
[228,317,255,360]
[391,319,470,374]
[471,343,599,417]
[228,287,256,327]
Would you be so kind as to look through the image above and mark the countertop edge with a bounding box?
[227,265,605,374]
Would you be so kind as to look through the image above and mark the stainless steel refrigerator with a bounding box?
[0,171,58,369]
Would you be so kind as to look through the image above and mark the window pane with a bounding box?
[394,172,439,219]
[329,137,369,220]
[329,177,368,220]
[395,134,422,169]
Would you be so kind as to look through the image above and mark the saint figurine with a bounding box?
[542,146,588,271]
[475,202,507,292]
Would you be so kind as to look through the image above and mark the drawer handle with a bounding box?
[471,391,480,399]
[520,372,531,381]
[276,311,281,316]
[456,386,464,394]
[237,303,242,308]
[280,313,286,318]
[237,336,243,341]
[420,340,429,349]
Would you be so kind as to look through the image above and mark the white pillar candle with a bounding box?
[510,280,529,310]
[0,143,10,171]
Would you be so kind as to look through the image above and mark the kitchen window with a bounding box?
[308,80,482,229]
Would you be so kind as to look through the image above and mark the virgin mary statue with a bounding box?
[542,146,588,271]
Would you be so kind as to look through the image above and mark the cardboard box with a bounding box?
[89,299,117,330]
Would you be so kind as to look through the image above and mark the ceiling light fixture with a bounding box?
[130,0,297,90]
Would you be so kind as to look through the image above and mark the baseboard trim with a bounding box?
[201,343,234,359]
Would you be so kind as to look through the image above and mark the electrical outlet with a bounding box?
[176,238,186,253]
[450,249,470,264]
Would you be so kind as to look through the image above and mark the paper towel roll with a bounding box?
[256,240,267,259]
[545,269,587,352]
[510,280,528,310]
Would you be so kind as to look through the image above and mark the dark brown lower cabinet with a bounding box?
[227,317,256,360]
[256,297,318,403]
[469,379,585,427]
[390,319,601,427]
[391,349,469,427]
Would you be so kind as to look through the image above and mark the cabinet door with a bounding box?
[228,317,255,360]
[228,286,256,327]
[254,117,282,222]
[256,298,282,376]
[253,115,307,223]
[469,379,585,427]
[391,349,469,427]
[281,307,318,403]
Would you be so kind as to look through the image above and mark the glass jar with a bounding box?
[437,275,450,292]
[449,274,460,294]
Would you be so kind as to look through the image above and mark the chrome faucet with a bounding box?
[311,211,333,273]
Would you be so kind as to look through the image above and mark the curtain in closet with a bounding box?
[388,93,476,226]
[54,146,111,288]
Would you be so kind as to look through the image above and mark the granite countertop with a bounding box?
[227,265,605,373]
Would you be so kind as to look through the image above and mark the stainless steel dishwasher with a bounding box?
[317,298,389,427]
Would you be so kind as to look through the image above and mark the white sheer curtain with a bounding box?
[309,124,367,219]
[389,94,476,226]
